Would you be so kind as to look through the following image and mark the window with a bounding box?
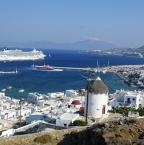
[133,98,135,101]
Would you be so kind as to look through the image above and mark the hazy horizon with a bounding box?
[0,0,144,48]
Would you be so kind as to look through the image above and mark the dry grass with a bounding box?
[34,134,52,144]
[128,118,137,123]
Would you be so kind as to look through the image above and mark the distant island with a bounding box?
[80,46,144,58]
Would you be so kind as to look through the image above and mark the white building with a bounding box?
[71,100,82,109]
[65,90,79,97]
[108,90,144,109]
[56,113,79,127]
[84,77,109,118]
[27,92,44,106]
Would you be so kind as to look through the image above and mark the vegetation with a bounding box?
[12,126,17,129]
[77,89,85,96]
[16,121,26,127]
[44,104,50,106]
[109,107,144,116]
[0,130,5,135]
[34,134,52,144]
[73,120,85,126]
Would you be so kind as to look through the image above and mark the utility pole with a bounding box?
[50,107,52,119]
[20,96,22,127]
[85,72,90,125]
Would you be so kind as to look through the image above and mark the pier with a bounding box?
[52,64,144,87]
[52,64,144,73]
[0,69,18,74]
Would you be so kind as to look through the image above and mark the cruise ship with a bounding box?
[0,48,46,61]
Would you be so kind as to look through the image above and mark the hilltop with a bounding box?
[1,117,144,145]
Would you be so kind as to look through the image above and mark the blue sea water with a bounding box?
[0,48,144,99]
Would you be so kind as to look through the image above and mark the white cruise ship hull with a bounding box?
[0,48,46,61]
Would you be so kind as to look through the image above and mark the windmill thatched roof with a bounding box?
[86,77,108,95]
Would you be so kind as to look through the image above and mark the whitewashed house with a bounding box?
[71,100,82,109]
[108,90,144,109]
[56,113,79,127]
[65,90,79,98]
[27,92,44,106]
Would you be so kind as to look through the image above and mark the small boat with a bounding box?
[1,89,6,92]
[49,54,51,57]
[7,86,12,90]
[19,86,24,92]
[19,89,24,92]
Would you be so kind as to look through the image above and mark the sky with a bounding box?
[0,0,144,48]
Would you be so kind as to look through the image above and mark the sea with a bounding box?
[0,48,144,99]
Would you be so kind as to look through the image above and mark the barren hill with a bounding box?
[0,118,144,145]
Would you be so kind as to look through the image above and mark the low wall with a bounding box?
[15,121,40,132]
[16,121,66,132]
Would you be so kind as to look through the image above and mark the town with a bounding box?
[1,73,144,138]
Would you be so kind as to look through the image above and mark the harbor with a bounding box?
[51,64,144,89]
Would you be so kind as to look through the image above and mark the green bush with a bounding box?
[73,120,85,126]
[109,107,144,116]
[12,126,17,129]
[0,130,5,135]
[16,121,26,127]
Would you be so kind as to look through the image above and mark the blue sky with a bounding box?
[0,0,144,47]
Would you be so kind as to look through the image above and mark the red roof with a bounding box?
[71,100,81,105]
[80,107,84,111]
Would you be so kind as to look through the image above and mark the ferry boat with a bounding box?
[34,64,54,70]
[32,64,63,71]
[0,48,46,61]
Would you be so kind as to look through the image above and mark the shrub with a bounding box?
[73,120,85,126]
[12,126,17,129]
[21,121,26,126]
[0,130,5,135]
[34,134,52,144]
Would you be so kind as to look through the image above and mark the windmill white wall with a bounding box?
[84,77,108,118]
[85,91,108,118]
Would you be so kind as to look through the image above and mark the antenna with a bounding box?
[97,60,100,72]
[82,67,96,125]
[20,96,22,127]
[85,72,90,125]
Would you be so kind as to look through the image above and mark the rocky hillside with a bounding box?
[1,118,144,145]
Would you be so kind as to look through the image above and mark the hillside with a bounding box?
[1,117,144,145]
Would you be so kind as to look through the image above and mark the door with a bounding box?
[127,98,130,103]
[102,105,105,114]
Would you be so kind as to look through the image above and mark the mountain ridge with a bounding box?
[0,40,117,50]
